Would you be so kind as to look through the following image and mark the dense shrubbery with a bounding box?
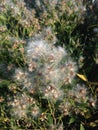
[0,0,98,129]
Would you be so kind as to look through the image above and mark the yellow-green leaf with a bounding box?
[77,73,88,82]
[80,124,85,130]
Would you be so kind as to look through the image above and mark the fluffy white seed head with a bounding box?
[43,84,64,102]
[8,93,36,119]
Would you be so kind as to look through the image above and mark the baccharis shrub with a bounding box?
[8,34,77,119]
[31,0,86,27]
[0,0,97,129]
[7,34,96,124]
[0,0,40,38]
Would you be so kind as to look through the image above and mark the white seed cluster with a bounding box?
[59,84,96,116]
[8,93,38,119]
[9,35,77,118]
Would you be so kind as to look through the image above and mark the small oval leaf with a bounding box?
[77,73,88,82]
[80,124,85,130]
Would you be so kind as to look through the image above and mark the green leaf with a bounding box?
[69,98,75,106]
[47,114,53,125]
[80,124,85,130]
[0,15,6,21]
[69,117,76,124]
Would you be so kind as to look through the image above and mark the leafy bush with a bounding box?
[0,0,98,129]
